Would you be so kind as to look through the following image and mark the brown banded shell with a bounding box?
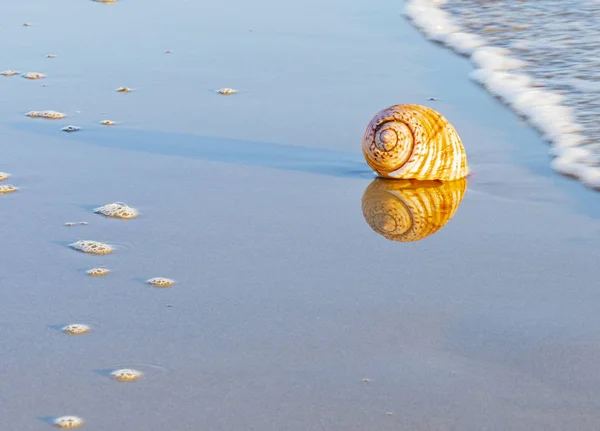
[362,104,468,180]
[361,178,466,242]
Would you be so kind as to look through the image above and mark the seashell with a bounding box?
[0,184,17,194]
[361,178,466,242]
[87,267,110,276]
[53,416,84,429]
[111,368,143,382]
[0,172,8,181]
[94,202,138,219]
[23,23,32,27]
[100,120,116,125]
[62,324,91,335]
[362,104,468,181]
[115,87,132,92]
[26,110,65,119]
[47,54,57,58]
[69,240,113,255]
[62,125,81,132]
[146,277,174,287]
[217,88,237,95]
[1,70,19,76]
[22,72,45,80]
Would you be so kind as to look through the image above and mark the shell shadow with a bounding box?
[11,121,374,179]
[361,178,467,242]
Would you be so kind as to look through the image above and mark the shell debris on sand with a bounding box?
[65,221,88,227]
[87,268,110,276]
[69,240,113,255]
[61,126,81,133]
[1,70,19,76]
[26,110,66,119]
[53,416,84,429]
[0,184,17,194]
[217,88,237,95]
[100,120,116,125]
[94,202,139,219]
[111,368,143,382]
[62,324,91,335]
[22,72,45,80]
[147,277,175,287]
[0,172,9,181]
[115,87,132,93]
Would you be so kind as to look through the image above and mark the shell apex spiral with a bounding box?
[362,104,468,181]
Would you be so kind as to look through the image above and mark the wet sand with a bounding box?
[2,0,600,430]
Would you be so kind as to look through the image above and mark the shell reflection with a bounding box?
[361,178,466,242]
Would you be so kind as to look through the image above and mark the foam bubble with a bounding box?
[69,240,113,255]
[22,72,45,80]
[147,277,174,287]
[94,202,139,219]
[404,0,595,191]
[111,368,143,382]
[0,172,8,181]
[0,184,17,194]
[26,110,65,119]
[62,324,91,335]
[53,416,84,429]
[1,70,18,76]
[217,88,237,95]
[87,268,110,276]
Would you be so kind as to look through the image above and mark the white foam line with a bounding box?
[404,0,600,190]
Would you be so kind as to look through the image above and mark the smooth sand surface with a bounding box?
[2,0,600,430]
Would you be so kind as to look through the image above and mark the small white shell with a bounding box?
[22,72,45,80]
[26,110,66,119]
[61,125,81,132]
[94,202,138,219]
[147,277,174,287]
[1,70,19,76]
[0,184,17,194]
[69,240,113,255]
[217,88,237,95]
[111,368,143,382]
[53,416,84,429]
[86,268,110,276]
[0,172,9,181]
[62,324,91,335]
[115,87,132,93]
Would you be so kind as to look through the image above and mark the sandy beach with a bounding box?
[2,0,600,429]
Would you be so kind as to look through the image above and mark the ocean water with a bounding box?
[405,0,600,191]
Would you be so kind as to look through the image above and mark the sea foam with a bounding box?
[404,0,600,189]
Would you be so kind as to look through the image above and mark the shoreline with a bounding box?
[2,0,600,429]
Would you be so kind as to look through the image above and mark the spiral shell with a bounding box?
[362,104,468,180]
[361,178,466,242]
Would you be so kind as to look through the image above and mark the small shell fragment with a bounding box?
[26,110,66,119]
[69,240,113,255]
[22,72,45,80]
[62,125,81,133]
[62,324,91,335]
[0,172,8,181]
[1,70,19,76]
[115,87,132,93]
[217,88,237,95]
[164,50,173,54]
[47,54,57,58]
[111,368,143,382]
[87,268,110,276]
[94,202,138,219]
[147,277,174,288]
[53,416,84,429]
[100,120,116,125]
[0,184,17,194]
[23,23,31,27]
